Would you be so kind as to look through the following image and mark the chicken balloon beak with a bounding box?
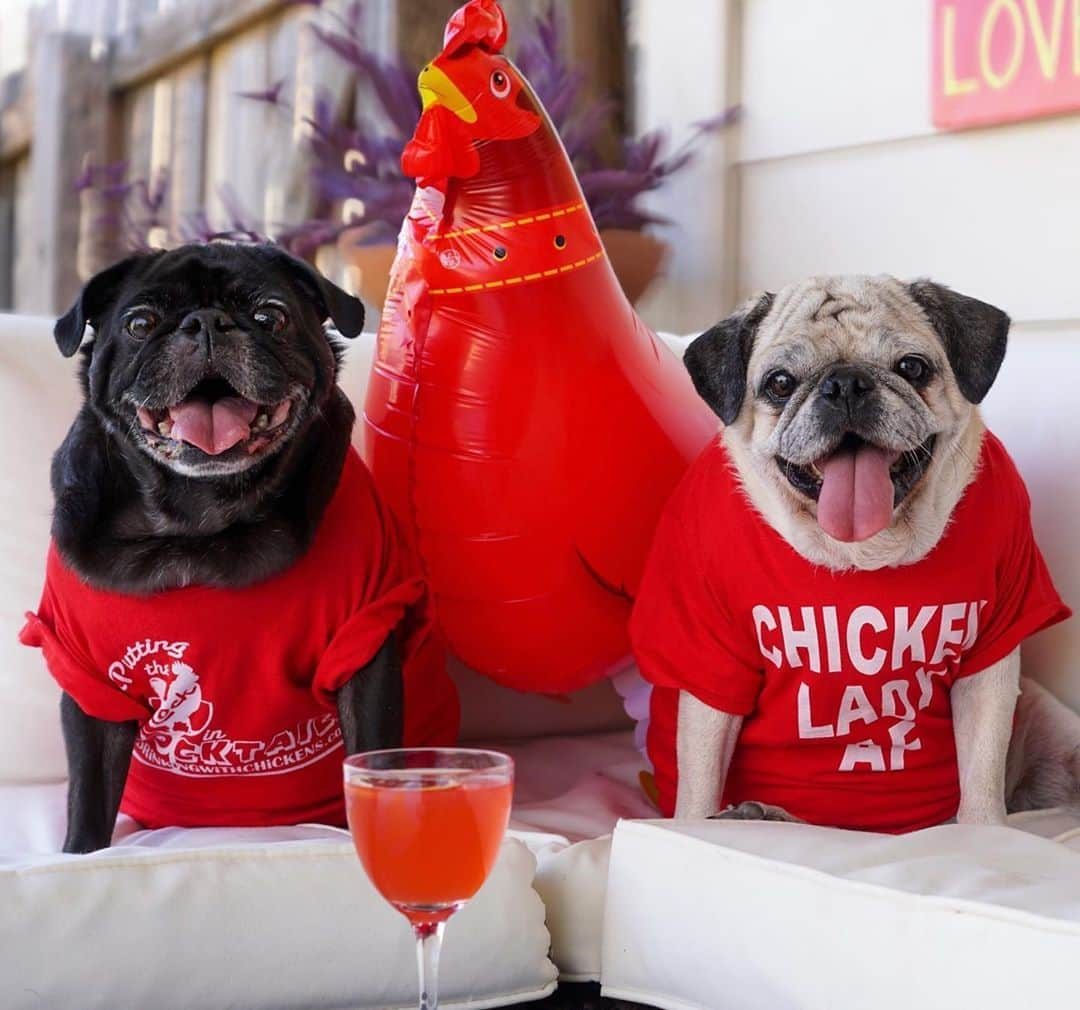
[417,63,478,124]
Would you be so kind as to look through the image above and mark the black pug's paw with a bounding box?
[709,801,803,823]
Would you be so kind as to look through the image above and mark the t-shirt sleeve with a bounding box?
[630,506,764,715]
[311,496,429,708]
[959,476,1071,677]
[19,575,150,723]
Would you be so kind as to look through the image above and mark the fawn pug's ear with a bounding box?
[684,292,776,425]
[54,255,146,358]
[906,280,1010,404]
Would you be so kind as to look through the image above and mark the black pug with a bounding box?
[23,243,445,853]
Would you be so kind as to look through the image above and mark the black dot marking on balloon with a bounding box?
[493,246,507,260]
[554,234,567,249]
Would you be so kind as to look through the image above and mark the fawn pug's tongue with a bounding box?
[815,439,901,543]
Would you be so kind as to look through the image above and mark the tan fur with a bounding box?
[675,274,1076,824]
[723,275,982,572]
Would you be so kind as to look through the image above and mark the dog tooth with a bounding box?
[157,421,173,436]
[269,400,291,428]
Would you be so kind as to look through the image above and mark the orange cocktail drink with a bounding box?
[343,749,514,1010]
[346,769,512,921]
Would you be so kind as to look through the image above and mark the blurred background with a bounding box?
[0,0,1074,343]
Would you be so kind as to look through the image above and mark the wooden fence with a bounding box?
[0,0,626,316]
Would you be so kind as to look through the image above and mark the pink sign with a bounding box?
[933,0,1080,129]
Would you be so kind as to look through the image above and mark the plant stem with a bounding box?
[414,921,445,1010]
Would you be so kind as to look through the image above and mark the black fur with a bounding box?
[336,636,405,754]
[906,279,1010,404]
[684,292,775,424]
[48,243,406,853]
[60,694,138,854]
[52,243,364,593]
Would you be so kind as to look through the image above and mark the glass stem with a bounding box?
[414,921,445,1010]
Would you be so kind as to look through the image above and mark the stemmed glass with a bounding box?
[343,748,514,1010]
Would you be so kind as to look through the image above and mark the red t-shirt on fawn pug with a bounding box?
[632,432,1070,833]
[21,448,459,829]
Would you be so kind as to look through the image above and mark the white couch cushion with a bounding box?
[0,812,556,1010]
[0,730,653,992]
[0,314,629,784]
[0,315,79,782]
[981,333,1080,711]
[601,818,1080,1010]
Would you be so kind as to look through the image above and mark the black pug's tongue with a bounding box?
[815,442,901,543]
[169,396,258,455]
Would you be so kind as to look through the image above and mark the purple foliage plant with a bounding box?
[78,0,735,256]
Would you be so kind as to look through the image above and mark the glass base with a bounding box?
[394,901,464,927]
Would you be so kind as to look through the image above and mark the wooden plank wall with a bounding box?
[0,0,628,313]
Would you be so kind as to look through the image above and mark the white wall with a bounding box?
[733,0,1079,703]
[736,0,1080,333]
[634,0,1080,333]
[629,0,739,335]
[634,0,1078,701]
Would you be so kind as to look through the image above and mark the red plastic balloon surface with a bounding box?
[362,0,716,694]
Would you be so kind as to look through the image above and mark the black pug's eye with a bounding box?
[896,354,932,386]
[490,69,511,99]
[125,311,159,339]
[763,370,797,403]
[253,305,288,333]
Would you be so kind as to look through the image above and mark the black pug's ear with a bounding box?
[684,292,775,424]
[54,255,144,357]
[261,246,366,338]
[906,280,1010,404]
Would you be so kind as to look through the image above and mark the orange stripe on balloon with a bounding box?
[436,201,584,240]
[427,248,604,295]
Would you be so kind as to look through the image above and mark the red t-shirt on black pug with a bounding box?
[630,432,1070,833]
[21,448,459,829]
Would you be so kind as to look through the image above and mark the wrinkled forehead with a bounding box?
[749,276,943,374]
[118,248,293,311]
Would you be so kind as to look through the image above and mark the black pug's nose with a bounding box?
[818,365,876,414]
[178,309,238,354]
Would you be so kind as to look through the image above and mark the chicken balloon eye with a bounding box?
[125,311,159,339]
[253,306,288,332]
[490,70,511,99]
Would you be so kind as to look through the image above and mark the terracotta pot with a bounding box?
[599,227,669,305]
[337,227,398,310]
[337,224,669,311]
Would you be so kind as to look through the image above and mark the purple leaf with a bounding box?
[237,78,289,106]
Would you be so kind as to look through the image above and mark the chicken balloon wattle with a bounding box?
[362,0,716,694]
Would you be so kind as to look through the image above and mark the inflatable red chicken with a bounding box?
[363,0,715,694]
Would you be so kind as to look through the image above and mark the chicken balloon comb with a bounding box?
[442,0,507,55]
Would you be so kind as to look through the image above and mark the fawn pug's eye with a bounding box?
[125,310,159,339]
[896,354,931,386]
[763,370,797,403]
[490,69,511,98]
[253,305,288,333]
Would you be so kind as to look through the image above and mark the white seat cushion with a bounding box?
[601,818,1080,1010]
[0,798,556,1010]
[0,730,652,997]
